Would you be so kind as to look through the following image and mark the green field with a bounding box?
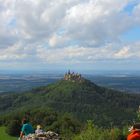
[0,127,17,140]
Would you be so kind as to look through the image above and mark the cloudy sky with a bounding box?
[0,0,140,71]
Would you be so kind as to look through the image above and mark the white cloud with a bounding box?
[115,47,130,58]
[64,0,137,46]
[133,2,140,23]
[48,34,69,47]
[34,42,140,64]
[0,0,140,69]
[0,44,27,61]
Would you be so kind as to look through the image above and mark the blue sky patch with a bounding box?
[121,26,140,42]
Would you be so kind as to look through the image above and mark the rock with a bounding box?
[25,131,59,140]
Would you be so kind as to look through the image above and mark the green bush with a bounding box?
[73,120,127,140]
[47,114,81,139]
[6,120,21,136]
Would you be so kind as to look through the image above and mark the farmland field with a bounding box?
[0,71,140,94]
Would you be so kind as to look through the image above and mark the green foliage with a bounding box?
[45,113,81,139]
[73,120,111,140]
[0,80,140,140]
[0,78,140,131]
[0,127,17,140]
[136,106,140,121]
[1,109,81,139]
[6,120,21,136]
[73,121,127,140]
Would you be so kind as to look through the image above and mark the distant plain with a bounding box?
[0,71,140,94]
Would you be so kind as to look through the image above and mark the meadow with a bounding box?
[0,127,17,140]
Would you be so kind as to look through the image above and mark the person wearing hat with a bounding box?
[127,123,140,140]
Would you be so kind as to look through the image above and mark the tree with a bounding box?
[6,120,21,136]
[137,105,140,121]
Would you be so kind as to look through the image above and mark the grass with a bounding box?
[0,126,17,140]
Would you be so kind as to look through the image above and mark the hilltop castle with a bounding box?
[64,70,83,82]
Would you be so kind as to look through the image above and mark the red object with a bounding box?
[127,130,140,140]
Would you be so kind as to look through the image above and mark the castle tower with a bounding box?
[64,71,83,82]
[68,70,71,75]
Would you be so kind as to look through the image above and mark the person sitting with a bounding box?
[19,118,34,140]
[127,123,140,140]
[35,125,44,135]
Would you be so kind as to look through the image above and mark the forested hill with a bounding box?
[0,78,140,127]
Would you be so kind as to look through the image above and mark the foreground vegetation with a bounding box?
[0,120,130,140]
[0,108,81,139]
[73,121,129,140]
[0,127,17,140]
[0,108,133,140]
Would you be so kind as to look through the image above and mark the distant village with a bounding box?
[64,70,84,82]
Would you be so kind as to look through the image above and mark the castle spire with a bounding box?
[68,69,71,74]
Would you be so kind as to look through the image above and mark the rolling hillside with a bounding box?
[0,77,140,127]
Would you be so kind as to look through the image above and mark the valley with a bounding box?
[0,71,140,94]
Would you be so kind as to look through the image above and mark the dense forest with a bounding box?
[0,78,140,139]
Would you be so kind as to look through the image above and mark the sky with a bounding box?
[0,0,140,72]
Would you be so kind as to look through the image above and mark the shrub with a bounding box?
[6,120,21,136]
[73,120,127,140]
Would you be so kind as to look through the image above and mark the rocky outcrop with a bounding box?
[25,131,59,140]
